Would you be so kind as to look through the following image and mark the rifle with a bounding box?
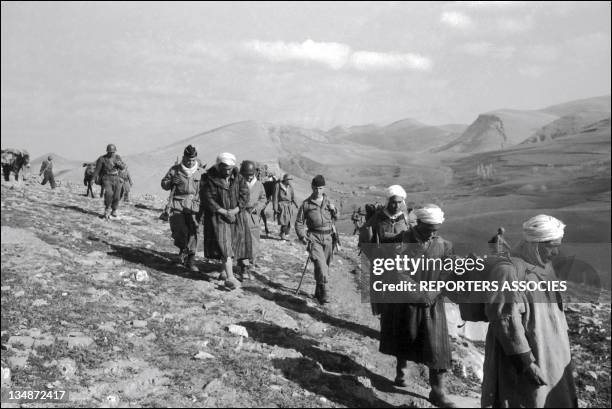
[159,185,175,221]
[331,224,341,254]
[295,241,312,295]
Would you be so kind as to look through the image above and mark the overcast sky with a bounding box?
[2,1,610,160]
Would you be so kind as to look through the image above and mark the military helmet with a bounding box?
[240,160,256,176]
[106,144,117,153]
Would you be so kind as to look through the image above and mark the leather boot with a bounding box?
[317,283,329,304]
[394,357,408,387]
[185,254,199,273]
[428,369,457,408]
[225,275,241,290]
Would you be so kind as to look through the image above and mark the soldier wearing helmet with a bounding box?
[92,143,126,219]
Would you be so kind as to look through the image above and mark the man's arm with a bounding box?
[91,157,103,182]
[252,182,268,214]
[272,182,280,214]
[113,154,126,170]
[484,263,534,373]
[295,202,307,241]
[160,167,174,191]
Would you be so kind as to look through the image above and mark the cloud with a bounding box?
[456,42,514,59]
[454,1,531,8]
[350,51,432,71]
[523,44,560,63]
[496,16,534,33]
[244,39,350,69]
[244,39,432,72]
[518,65,547,78]
[440,11,473,29]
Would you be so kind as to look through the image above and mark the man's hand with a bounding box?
[228,207,240,216]
[171,174,182,186]
[217,208,228,217]
[300,237,309,246]
[524,363,547,386]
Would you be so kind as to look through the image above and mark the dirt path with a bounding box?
[2,179,607,407]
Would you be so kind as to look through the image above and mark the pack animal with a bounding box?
[1,149,30,182]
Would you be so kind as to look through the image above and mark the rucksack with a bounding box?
[449,255,528,322]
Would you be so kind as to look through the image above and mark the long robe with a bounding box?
[240,178,267,261]
[201,166,250,260]
[378,228,453,370]
[481,241,577,408]
[273,182,295,227]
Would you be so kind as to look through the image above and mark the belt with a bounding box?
[308,228,332,235]
[105,171,119,176]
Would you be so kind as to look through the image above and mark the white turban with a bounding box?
[216,152,236,166]
[414,204,445,224]
[522,214,565,242]
[386,185,407,200]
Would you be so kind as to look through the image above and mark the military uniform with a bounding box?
[92,148,126,217]
[273,175,297,239]
[39,158,56,189]
[295,192,337,303]
[120,168,133,202]
[161,162,204,268]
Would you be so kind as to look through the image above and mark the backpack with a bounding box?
[449,255,528,322]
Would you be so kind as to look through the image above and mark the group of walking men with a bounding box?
[359,184,577,408]
[159,145,337,301]
[43,142,579,408]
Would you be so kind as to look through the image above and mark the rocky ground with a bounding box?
[1,179,610,408]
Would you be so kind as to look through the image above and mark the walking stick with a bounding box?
[295,242,312,295]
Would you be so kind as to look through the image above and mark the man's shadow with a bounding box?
[51,203,100,217]
[241,321,427,407]
[244,270,379,341]
[106,243,220,282]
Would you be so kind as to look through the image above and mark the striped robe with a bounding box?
[201,166,250,260]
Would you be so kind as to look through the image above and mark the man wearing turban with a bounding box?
[378,203,457,408]
[161,145,205,272]
[200,152,250,290]
[481,215,577,408]
[361,185,411,314]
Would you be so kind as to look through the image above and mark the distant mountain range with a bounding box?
[32,95,610,198]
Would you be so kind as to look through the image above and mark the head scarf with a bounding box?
[386,185,406,200]
[414,204,445,224]
[216,152,236,167]
[522,214,565,243]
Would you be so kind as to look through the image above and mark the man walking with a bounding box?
[201,152,249,290]
[273,173,297,241]
[161,145,205,273]
[482,215,577,408]
[39,155,56,189]
[379,204,457,407]
[120,167,133,203]
[295,175,337,304]
[237,160,268,280]
[488,226,511,256]
[92,144,126,219]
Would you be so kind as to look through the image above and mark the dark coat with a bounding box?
[378,227,453,369]
[200,166,250,260]
[272,182,296,226]
[161,164,204,213]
